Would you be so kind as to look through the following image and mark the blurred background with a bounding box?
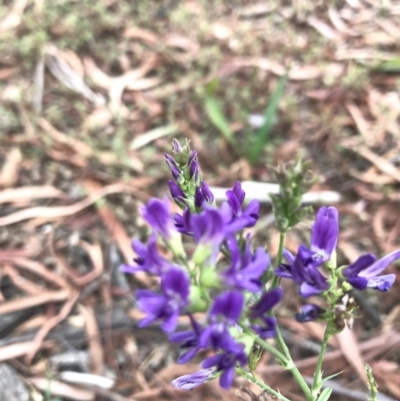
[0,0,400,400]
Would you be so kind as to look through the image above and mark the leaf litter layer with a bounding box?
[1,0,400,400]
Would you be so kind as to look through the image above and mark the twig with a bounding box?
[210,182,341,204]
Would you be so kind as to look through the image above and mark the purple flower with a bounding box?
[295,304,325,322]
[189,157,199,182]
[274,207,338,297]
[310,206,339,262]
[164,153,180,180]
[136,268,190,332]
[174,208,193,236]
[168,180,186,203]
[226,182,260,227]
[249,288,282,338]
[200,291,244,349]
[275,247,329,297]
[222,237,270,292]
[171,368,214,390]
[202,339,247,389]
[342,250,400,291]
[142,197,175,239]
[169,315,203,363]
[120,233,169,275]
[194,182,215,208]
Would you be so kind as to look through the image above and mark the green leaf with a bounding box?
[248,71,288,165]
[322,370,343,383]
[375,58,400,72]
[205,96,234,143]
[317,387,333,401]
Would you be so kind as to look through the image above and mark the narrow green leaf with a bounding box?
[317,387,333,401]
[248,71,288,165]
[205,96,233,143]
[375,58,400,72]
[321,370,343,383]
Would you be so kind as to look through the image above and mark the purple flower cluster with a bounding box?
[121,146,282,390]
[121,140,399,390]
[276,206,400,323]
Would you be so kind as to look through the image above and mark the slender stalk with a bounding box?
[274,325,313,400]
[241,325,288,363]
[270,231,285,288]
[311,322,331,398]
[236,367,292,401]
[270,231,313,401]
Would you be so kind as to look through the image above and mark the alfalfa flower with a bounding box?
[342,250,400,292]
[136,267,190,333]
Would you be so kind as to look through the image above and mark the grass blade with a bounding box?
[248,72,288,165]
[205,96,234,143]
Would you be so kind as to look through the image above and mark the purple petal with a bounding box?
[242,199,260,224]
[162,268,190,302]
[283,249,295,264]
[300,282,325,297]
[164,154,180,180]
[359,250,400,279]
[201,182,214,203]
[142,197,174,238]
[202,354,221,369]
[210,291,244,322]
[251,316,276,338]
[171,368,214,390]
[168,180,186,200]
[342,254,377,278]
[366,274,396,291]
[232,182,245,204]
[226,189,242,215]
[295,304,325,322]
[162,310,179,332]
[219,367,235,389]
[346,276,368,290]
[192,208,225,244]
[250,288,283,318]
[310,206,339,259]
[189,160,199,181]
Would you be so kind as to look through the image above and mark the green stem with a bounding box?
[311,322,331,398]
[274,325,313,400]
[241,325,288,363]
[270,231,285,288]
[236,367,292,401]
[269,230,313,400]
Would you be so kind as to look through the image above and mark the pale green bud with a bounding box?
[188,285,208,313]
[199,265,220,289]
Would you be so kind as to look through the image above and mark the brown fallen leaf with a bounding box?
[79,305,104,375]
[0,341,38,362]
[26,291,79,364]
[81,179,150,287]
[83,57,113,90]
[3,264,43,295]
[6,257,70,289]
[243,58,322,80]
[357,147,400,184]
[0,67,19,80]
[0,185,66,204]
[335,326,368,384]
[0,289,70,315]
[0,147,22,188]
[307,16,340,40]
[0,0,29,31]
[0,183,147,226]
[45,44,104,106]
[29,378,95,401]
[123,26,160,43]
